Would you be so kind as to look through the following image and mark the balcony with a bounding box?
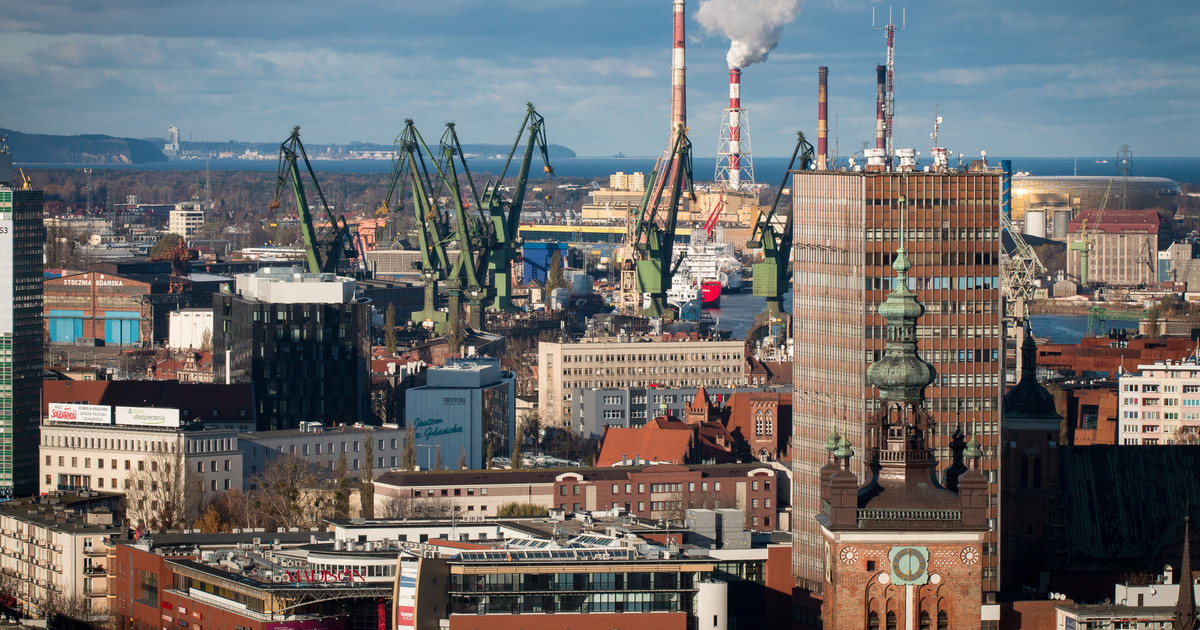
[83,586,107,597]
[83,566,105,576]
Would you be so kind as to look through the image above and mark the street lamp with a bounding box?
[416,444,437,471]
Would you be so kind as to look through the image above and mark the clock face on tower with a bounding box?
[888,546,930,585]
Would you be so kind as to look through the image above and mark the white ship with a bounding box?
[672,228,745,295]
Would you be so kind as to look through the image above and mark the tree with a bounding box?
[434,443,443,471]
[497,502,549,518]
[511,431,523,470]
[458,446,466,471]
[384,304,398,355]
[125,444,202,532]
[402,426,417,470]
[546,250,567,294]
[519,410,542,453]
[148,233,186,260]
[193,506,225,534]
[332,453,351,519]
[250,453,329,531]
[377,492,457,520]
[199,328,213,352]
[361,437,375,518]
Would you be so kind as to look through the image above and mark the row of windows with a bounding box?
[563,352,739,363]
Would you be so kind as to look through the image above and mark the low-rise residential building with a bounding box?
[538,337,746,428]
[167,203,205,237]
[0,491,123,619]
[1118,355,1200,444]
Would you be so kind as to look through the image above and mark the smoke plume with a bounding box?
[695,0,802,69]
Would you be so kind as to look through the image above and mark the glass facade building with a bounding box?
[0,184,44,496]
[791,171,1003,595]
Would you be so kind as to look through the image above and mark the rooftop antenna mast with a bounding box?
[874,6,905,164]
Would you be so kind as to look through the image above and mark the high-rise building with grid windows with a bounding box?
[0,142,44,497]
[791,169,1004,603]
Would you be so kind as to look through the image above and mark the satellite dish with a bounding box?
[935,116,943,124]
[981,150,987,157]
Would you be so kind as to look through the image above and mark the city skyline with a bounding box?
[1,0,1197,159]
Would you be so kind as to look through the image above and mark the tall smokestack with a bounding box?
[728,68,741,188]
[875,65,886,151]
[817,66,828,170]
[671,0,687,135]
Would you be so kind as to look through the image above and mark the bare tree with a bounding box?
[250,454,330,530]
[377,492,458,520]
[42,588,105,628]
[402,426,417,471]
[125,445,202,532]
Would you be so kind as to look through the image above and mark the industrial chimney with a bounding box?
[716,68,755,190]
[817,66,828,170]
[671,0,686,135]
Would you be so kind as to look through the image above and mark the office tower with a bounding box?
[0,143,44,497]
[792,169,1003,597]
[213,267,368,431]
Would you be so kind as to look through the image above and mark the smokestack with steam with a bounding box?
[817,66,828,170]
[671,0,686,135]
[696,0,802,70]
[875,64,886,151]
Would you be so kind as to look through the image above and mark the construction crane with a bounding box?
[999,160,1046,318]
[270,127,357,274]
[148,234,198,294]
[620,124,695,318]
[748,131,813,320]
[1069,178,1113,287]
[18,168,32,190]
[702,197,727,240]
[480,103,553,312]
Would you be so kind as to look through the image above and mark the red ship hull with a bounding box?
[701,280,722,307]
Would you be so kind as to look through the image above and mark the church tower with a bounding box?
[1000,322,1064,592]
[817,203,990,629]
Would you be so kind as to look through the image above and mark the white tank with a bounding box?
[696,581,729,630]
[1024,209,1047,239]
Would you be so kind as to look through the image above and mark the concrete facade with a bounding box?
[537,338,746,428]
[405,358,515,470]
[1118,356,1200,445]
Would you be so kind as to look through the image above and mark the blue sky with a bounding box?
[2,0,1197,158]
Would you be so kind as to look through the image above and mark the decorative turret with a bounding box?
[866,197,937,404]
[1176,515,1197,630]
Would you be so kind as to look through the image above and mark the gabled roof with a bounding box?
[596,420,695,466]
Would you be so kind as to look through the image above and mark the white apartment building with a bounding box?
[168,202,205,237]
[537,338,746,428]
[40,411,243,498]
[0,491,123,618]
[1117,356,1200,444]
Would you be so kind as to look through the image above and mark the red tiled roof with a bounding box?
[596,420,695,467]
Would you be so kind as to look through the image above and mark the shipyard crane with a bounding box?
[1000,161,1046,318]
[434,123,493,331]
[703,197,727,240]
[270,127,357,274]
[1069,178,1113,287]
[748,131,813,320]
[620,124,695,318]
[380,120,454,331]
[481,103,553,312]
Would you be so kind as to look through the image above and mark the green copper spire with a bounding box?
[834,435,854,460]
[866,195,937,403]
[825,423,840,453]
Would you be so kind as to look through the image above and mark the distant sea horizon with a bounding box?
[21,156,1200,185]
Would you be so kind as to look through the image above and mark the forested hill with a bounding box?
[2,128,168,164]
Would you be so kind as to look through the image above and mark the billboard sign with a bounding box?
[47,403,112,424]
[115,406,181,428]
[395,565,418,630]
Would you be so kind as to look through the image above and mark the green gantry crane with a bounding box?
[481,103,554,312]
[380,120,455,331]
[748,131,813,320]
[435,123,492,331]
[272,127,357,274]
[622,125,695,318]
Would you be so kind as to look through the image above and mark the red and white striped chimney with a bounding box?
[671,0,687,135]
[727,68,742,188]
[875,64,886,151]
[817,66,828,170]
